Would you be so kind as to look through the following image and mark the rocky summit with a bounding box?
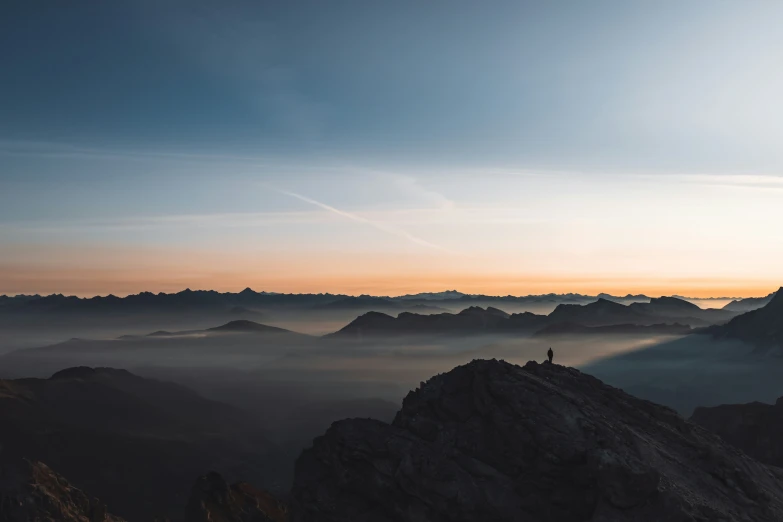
[292,359,783,521]
[0,459,124,522]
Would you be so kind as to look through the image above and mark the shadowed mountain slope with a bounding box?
[710,287,783,347]
[691,397,783,469]
[0,368,276,521]
[292,359,783,521]
[724,291,778,312]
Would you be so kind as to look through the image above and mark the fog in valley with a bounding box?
[2,287,782,514]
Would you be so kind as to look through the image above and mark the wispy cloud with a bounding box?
[270,187,455,253]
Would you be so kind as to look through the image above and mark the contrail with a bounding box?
[271,187,453,253]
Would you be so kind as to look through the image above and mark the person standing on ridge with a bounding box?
[547,347,554,364]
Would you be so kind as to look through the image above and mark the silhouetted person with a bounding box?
[547,347,553,364]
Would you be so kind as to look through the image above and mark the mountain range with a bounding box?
[7,360,783,521]
[331,295,737,339]
[0,288,737,315]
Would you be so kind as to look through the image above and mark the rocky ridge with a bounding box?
[0,459,124,522]
[292,359,783,521]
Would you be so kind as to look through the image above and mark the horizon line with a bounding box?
[2,286,777,301]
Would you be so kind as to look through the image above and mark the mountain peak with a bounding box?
[293,359,783,520]
[49,366,134,381]
[206,319,289,334]
[648,296,700,310]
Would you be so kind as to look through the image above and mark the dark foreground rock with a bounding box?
[292,359,783,521]
[185,471,288,522]
[0,459,124,522]
[691,398,783,468]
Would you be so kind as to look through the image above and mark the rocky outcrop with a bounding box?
[0,459,124,522]
[292,359,783,521]
[691,398,783,468]
[185,472,287,522]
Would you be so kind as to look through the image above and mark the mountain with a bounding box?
[396,290,467,300]
[710,287,783,347]
[206,319,294,334]
[548,296,734,327]
[632,295,701,313]
[0,459,290,522]
[547,297,650,326]
[330,306,548,338]
[0,319,315,378]
[724,291,778,313]
[596,292,651,302]
[185,472,287,522]
[0,367,277,521]
[534,321,692,337]
[0,289,633,317]
[0,289,347,316]
[292,359,783,521]
[329,297,727,338]
[0,459,125,522]
[691,398,783,469]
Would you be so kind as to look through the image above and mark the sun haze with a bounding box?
[2,1,783,298]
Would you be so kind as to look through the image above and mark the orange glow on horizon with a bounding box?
[0,267,776,299]
[2,244,779,299]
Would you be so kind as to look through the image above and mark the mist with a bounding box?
[2,299,778,497]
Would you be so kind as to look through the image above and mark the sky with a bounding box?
[2,1,783,298]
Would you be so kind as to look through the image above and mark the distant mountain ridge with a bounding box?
[331,295,725,338]
[330,306,549,338]
[0,288,773,316]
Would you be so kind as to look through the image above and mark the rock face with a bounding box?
[0,459,124,522]
[691,398,783,468]
[292,359,783,521]
[185,472,287,522]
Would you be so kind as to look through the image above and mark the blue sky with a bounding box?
[2,1,783,296]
